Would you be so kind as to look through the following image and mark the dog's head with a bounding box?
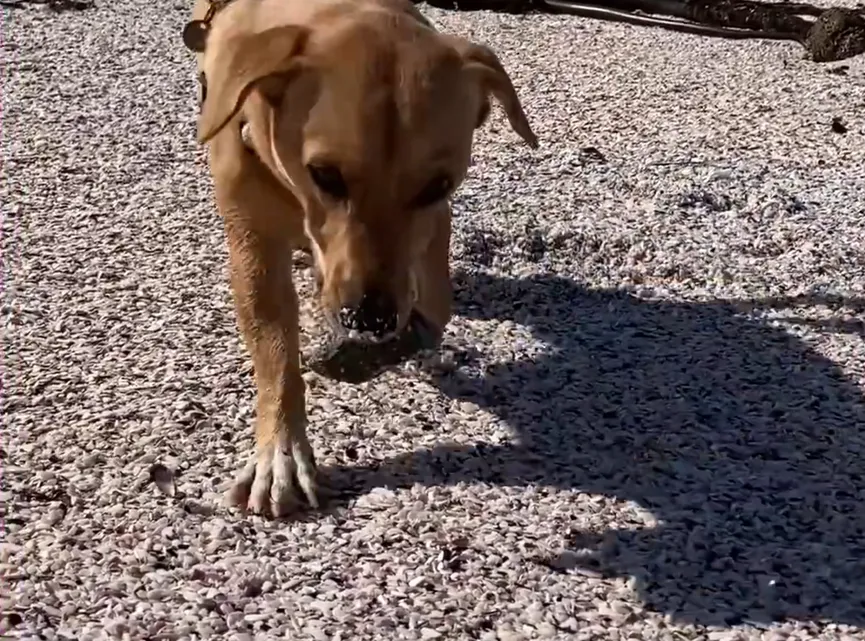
[198,8,537,341]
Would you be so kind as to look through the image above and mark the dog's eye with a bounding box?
[413,175,453,208]
[307,164,348,200]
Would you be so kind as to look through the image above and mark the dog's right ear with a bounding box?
[444,36,538,149]
[197,24,310,145]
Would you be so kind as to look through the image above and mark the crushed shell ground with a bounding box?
[3,1,865,640]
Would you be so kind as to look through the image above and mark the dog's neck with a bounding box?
[238,117,292,184]
[237,106,304,202]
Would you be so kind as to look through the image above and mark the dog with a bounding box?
[188,0,538,517]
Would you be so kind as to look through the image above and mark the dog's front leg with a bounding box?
[222,224,318,517]
[414,208,454,339]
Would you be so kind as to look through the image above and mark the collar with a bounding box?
[239,120,255,153]
[181,0,235,53]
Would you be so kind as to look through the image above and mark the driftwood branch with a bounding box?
[0,0,94,10]
[421,0,865,61]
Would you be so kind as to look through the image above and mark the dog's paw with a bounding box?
[223,433,319,518]
[307,310,441,384]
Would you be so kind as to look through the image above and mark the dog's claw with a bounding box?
[224,432,318,517]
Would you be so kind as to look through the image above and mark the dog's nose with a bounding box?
[339,288,398,338]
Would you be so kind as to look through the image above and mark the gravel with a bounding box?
[3,1,865,639]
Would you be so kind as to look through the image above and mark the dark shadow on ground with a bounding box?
[330,268,865,628]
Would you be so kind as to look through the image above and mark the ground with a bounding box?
[3,1,865,639]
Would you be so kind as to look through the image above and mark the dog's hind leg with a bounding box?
[221,223,318,517]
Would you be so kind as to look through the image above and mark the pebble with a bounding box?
[304,626,330,641]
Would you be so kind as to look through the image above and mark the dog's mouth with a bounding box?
[321,311,405,345]
[307,309,439,384]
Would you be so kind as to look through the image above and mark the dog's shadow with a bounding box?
[328,268,865,628]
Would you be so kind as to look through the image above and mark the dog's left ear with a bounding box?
[447,37,538,149]
[198,24,310,144]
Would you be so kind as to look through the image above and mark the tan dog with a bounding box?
[189,0,537,517]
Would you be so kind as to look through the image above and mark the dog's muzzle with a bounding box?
[338,288,399,340]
